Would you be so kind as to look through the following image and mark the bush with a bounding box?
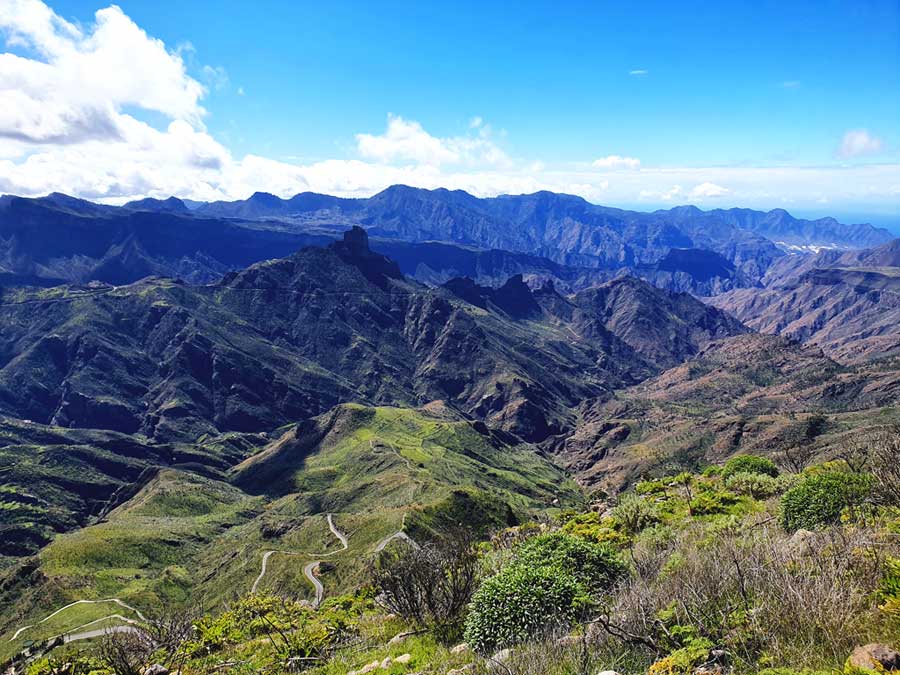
[725,471,780,499]
[722,455,779,479]
[648,638,714,675]
[371,527,478,643]
[689,489,740,516]
[779,471,872,532]
[514,531,628,594]
[562,511,628,547]
[610,493,660,535]
[463,564,582,654]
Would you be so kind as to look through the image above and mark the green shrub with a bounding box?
[562,511,628,546]
[610,492,660,535]
[779,471,873,532]
[636,478,670,496]
[725,471,780,499]
[514,531,628,594]
[689,489,740,515]
[877,556,900,606]
[648,637,713,674]
[722,455,779,479]
[463,564,582,654]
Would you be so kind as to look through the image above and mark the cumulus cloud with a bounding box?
[0,0,206,148]
[0,1,899,212]
[837,129,884,158]
[690,182,729,198]
[592,155,641,170]
[355,114,509,167]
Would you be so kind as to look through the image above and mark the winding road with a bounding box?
[251,513,349,605]
[9,599,147,642]
[9,513,419,652]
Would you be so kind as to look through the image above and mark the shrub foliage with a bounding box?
[779,471,872,531]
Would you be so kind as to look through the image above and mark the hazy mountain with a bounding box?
[3,187,889,297]
[191,184,891,265]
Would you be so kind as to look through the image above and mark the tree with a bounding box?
[721,455,779,480]
[372,527,479,643]
[96,629,155,675]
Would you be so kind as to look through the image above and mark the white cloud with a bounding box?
[0,1,899,213]
[629,69,648,76]
[201,64,229,91]
[355,114,509,167]
[639,186,680,202]
[690,182,729,198]
[592,155,641,170]
[837,129,884,158]
[0,0,206,146]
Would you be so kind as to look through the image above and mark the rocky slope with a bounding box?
[710,238,900,362]
[0,228,744,447]
[551,333,900,490]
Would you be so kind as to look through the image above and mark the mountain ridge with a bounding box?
[1,186,891,297]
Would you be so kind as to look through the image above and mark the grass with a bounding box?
[1,404,583,659]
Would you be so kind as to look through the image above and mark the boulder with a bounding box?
[380,656,392,669]
[450,643,469,654]
[142,666,169,675]
[847,643,900,671]
[556,635,581,646]
[448,667,474,675]
[596,671,622,675]
[347,660,381,675]
[488,648,512,670]
[394,654,412,664]
[388,632,408,645]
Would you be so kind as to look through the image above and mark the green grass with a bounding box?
[2,404,583,659]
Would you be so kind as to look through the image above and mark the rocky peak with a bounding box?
[330,226,402,285]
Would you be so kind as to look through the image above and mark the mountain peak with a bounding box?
[329,226,402,285]
[339,225,370,254]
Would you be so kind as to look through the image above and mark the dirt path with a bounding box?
[63,625,141,644]
[373,530,418,552]
[369,439,413,471]
[373,513,419,553]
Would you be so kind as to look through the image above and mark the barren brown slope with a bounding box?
[549,333,900,491]
[710,267,900,363]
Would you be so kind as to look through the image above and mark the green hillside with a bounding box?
[0,404,581,662]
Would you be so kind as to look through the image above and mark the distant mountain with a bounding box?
[123,196,192,214]
[191,184,891,265]
[0,193,337,284]
[660,206,892,251]
[710,238,900,362]
[197,190,361,219]
[1,186,890,296]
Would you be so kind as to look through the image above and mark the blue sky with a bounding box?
[1,0,898,225]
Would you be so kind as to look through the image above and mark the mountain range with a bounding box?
[0,186,898,663]
[1,186,893,297]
